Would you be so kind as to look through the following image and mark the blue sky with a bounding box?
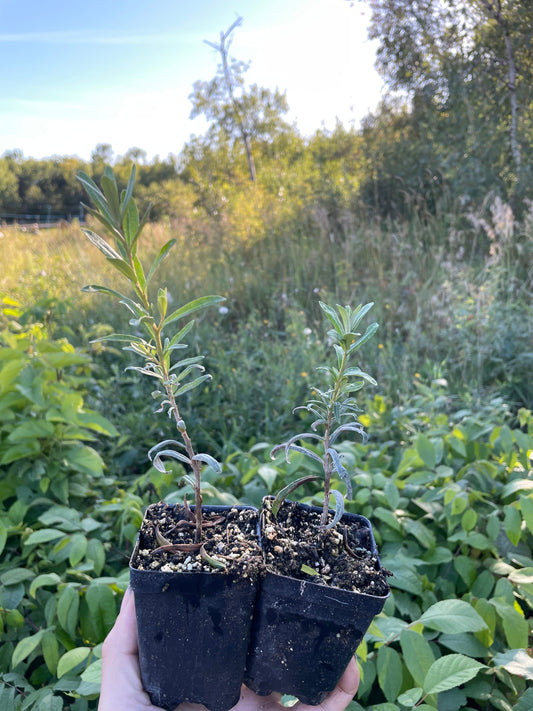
[0,0,383,161]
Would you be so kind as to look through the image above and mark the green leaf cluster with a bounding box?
[0,309,134,710]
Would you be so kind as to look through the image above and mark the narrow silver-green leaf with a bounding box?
[81,229,121,260]
[324,489,345,529]
[346,322,379,354]
[120,164,137,219]
[174,374,212,397]
[146,239,177,285]
[191,453,222,473]
[152,449,191,473]
[326,447,352,499]
[162,295,225,328]
[271,475,319,517]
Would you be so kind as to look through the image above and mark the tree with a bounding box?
[357,0,533,197]
[189,17,290,182]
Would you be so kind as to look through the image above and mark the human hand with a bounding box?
[98,587,360,711]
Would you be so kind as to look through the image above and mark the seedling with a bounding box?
[77,165,224,542]
[271,301,378,528]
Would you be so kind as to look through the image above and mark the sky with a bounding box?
[0,0,384,162]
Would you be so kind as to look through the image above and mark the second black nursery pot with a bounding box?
[244,500,389,706]
[130,505,260,711]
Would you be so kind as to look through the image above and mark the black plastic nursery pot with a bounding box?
[130,504,261,711]
[244,499,389,706]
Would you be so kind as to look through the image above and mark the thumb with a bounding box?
[293,657,360,711]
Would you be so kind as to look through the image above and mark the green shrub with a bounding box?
[0,302,136,710]
[265,386,533,710]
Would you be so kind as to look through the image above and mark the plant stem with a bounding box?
[321,348,348,526]
[127,245,204,542]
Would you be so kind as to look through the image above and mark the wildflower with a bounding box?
[219,306,229,315]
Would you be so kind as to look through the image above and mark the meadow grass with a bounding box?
[1,195,531,454]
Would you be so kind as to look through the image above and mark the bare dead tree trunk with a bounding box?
[479,0,521,176]
[206,17,257,182]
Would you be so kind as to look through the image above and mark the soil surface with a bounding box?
[130,503,263,581]
[261,498,390,596]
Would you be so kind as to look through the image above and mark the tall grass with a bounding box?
[1,193,531,454]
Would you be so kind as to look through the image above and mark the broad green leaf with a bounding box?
[30,573,61,598]
[57,585,80,639]
[257,465,278,491]
[400,628,435,687]
[470,570,495,599]
[384,561,423,596]
[418,600,487,633]
[493,649,533,681]
[416,434,436,469]
[0,582,24,609]
[41,630,59,675]
[439,633,488,658]
[454,555,477,587]
[57,647,91,678]
[473,598,496,647]
[513,688,533,711]
[24,528,65,545]
[423,654,486,694]
[86,539,106,576]
[85,584,117,640]
[376,646,403,702]
[68,533,88,566]
[503,505,522,546]
[12,629,45,668]
[81,658,102,684]
[520,495,533,534]
[508,567,533,585]
[461,508,477,531]
[491,600,529,649]
[397,688,423,707]
[403,518,436,549]
[372,507,402,532]
[502,479,533,497]
[0,568,34,585]
[62,445,104,476]
[7,420,55,442]
[0,520,6,556]
[75,411,119,437]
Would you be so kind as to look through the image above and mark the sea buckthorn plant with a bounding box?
[271,301,378,526]
[77,165,224,542]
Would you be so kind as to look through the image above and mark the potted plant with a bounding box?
[77,166,263,711]
[244,301,390,705]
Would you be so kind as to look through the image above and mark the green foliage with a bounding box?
[358,0,533,210]
[0,292,531,708]
[260,388,533,710]
[271,302,378,526]
[0,304,132,710]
